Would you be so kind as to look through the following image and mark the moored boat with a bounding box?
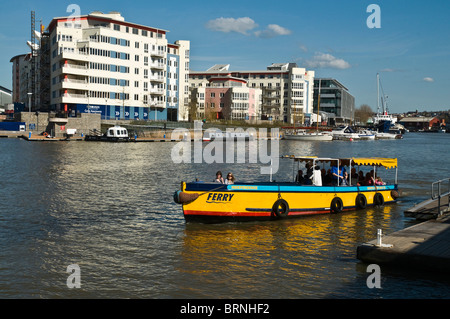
[174,156,399,223]
[331,126,361,140]
[85,125,130,142]
[284,129,333,141]
[358,129,376,140]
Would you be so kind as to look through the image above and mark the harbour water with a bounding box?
[1,132,449,299]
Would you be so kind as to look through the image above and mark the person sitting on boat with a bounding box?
[351,168,358,181]
[214,171,224,184]
[304,163,313,185]
[310,165,322,186]
[225,172,235,185]
[358,171,365,185]
[364,173,375,186]
[375,176,386,185]
[323,169,333,186]
[295,170,304,184]
[341,171,349,186]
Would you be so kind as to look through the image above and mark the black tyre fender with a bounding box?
[330,197,343,213]
[391,190,399,199]
[272,199,289,218]
[355,194,367,209]
[373,193,384,206]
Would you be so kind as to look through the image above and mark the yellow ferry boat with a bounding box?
[174,156,399,223]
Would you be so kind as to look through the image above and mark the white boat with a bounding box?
[203,129,254,141]
[358,129,376,140]
[284,129,333,141]
[85,125,130,142]
[331,126,361,140]
[373,73,399,131]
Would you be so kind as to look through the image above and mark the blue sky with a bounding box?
[1,0,449,113]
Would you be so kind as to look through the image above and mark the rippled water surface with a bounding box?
[1,133,449,298]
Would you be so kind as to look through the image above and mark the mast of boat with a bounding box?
[377,73,380,116]
[316,79,321,132]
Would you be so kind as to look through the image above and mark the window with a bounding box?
[114,24,120,31]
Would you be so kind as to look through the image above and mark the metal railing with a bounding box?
[431,177,450,216]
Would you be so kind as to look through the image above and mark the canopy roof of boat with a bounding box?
[281,155,397,169]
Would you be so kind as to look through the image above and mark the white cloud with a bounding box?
[423,77,434,82]
[205,17,258,35]
[305,52,351,69]
[254,24,292,38]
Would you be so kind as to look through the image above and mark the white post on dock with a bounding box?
[377,229,382,246]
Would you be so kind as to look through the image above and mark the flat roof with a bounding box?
[48,13,168,34]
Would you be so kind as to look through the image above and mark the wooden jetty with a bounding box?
[405,196,449,220]
[357,214,450,272]
[405,178,450,220]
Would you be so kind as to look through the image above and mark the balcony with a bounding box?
[61,63,88,76]
[150,50,165,58]
[150,87,165,95]
[149,101,165,108]
[149,74,164,82]
[150,61,165,70]
[60,78,88,90]
[61,50,89,62]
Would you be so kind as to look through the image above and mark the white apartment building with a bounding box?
[47,11,190,121]
[189,63,315,124]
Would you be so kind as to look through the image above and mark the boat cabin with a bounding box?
[106,126,128,138]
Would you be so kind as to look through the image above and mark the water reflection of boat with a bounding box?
[375,132,403,139]
[174,156,399,223]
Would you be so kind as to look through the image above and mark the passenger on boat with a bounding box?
[351,168,358,181]
[304,163,313,185]
[375,176,386,185]
[214,171,224,184]
[331,163,345,186]
[341,171,349,186]
[323,169,333,186]
[364,173,375,186]
[358,171,365,185]
[295,170,304,184]
[310,165,322,186]
[225,172,235,185]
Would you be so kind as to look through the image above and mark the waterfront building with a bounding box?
[399,116,441,132]
[313,78,355,125]
[190,74,262,121]
[12,11,190,121]
[10,54,29,104]
[0,86,12,108]
[189,63,315,124]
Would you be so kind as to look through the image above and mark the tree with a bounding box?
[355,104,374,124]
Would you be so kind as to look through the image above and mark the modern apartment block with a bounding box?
[10,53,31,104]
[190,72,262,121]
[12,11,190,121]
[313,78,355,124]
[189,63,315,124]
